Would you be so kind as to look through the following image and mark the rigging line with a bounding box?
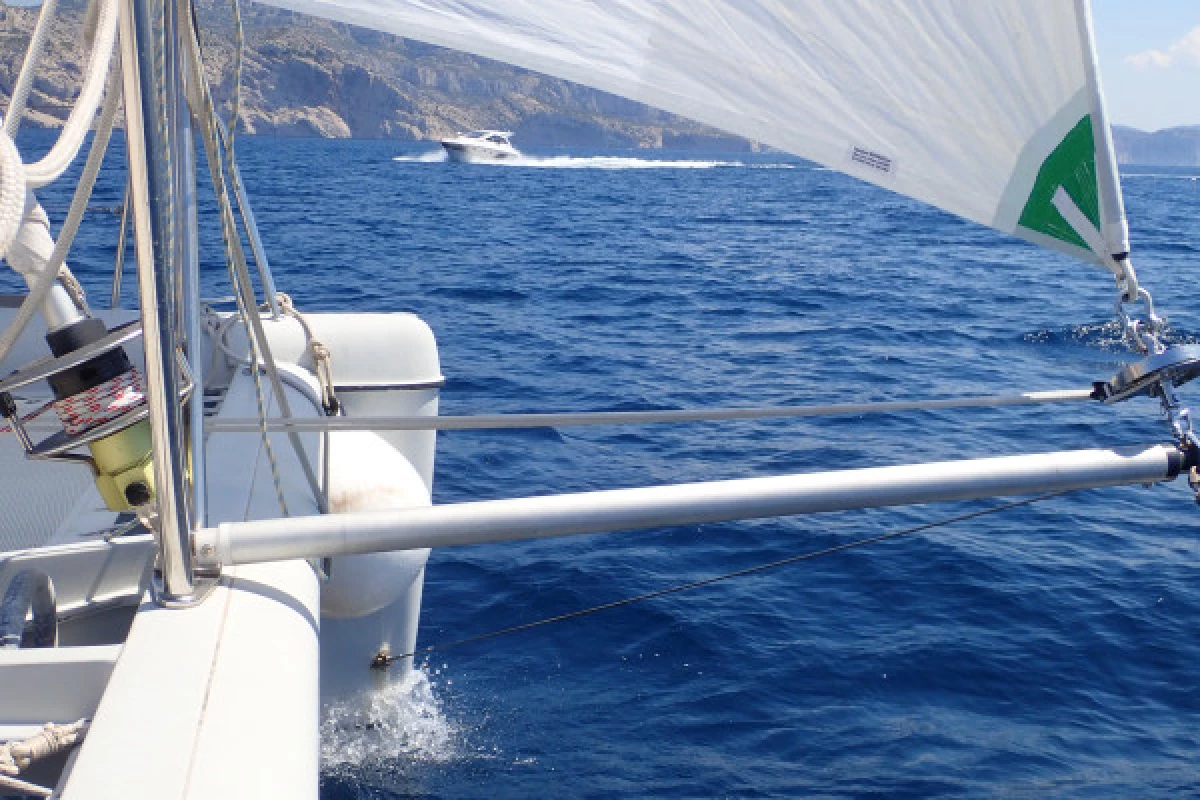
[181,9,290,517]
[227,0,243,146]
[183,5,321,509]
[380,491,1069,666]
[209,388,1097,433]
[215,116,280,316]
[182,5,325,514]
[110,176,131,309]
[215,0,279,315]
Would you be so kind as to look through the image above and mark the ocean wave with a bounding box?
[1024,319,1200,352]
[320,668,459,770]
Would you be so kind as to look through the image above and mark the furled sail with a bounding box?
[251,0,1131,275]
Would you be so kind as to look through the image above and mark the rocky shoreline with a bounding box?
[1,0,1196,164]
[0,0,761,151]
[1112,125,1200,168]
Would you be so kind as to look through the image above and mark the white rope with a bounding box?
[2,0,59,139]
[23,0,119,189]
[0,58,122,372]
[0,719,88,776]
[0,718,88,796]
[207,389,1098,433]
[277,293,338,413]
[0,128,25,260]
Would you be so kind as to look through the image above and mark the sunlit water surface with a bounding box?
[19,131,1200,798]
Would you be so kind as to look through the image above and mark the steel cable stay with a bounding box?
[207,387,1098,433]
[177,0,326,516]
[375,491,1070,667]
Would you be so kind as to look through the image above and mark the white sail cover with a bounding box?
[252,0,1130,272]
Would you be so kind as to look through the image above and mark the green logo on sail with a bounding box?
[1017,115,1102,252]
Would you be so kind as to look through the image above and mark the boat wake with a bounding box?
[391,150,451,163]
[1122,172,1200,181]
[497,154,748,169]
[392,150,794,169]
[320,667,459,771]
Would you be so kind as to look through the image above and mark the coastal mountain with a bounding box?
[0,0,758,150]
[1112,126,1200,168]
[1,0,1197,164]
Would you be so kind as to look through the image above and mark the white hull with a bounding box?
[440,131,521,163]
[0,301,442,798]
[441,141,520,162]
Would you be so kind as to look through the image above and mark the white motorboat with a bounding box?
[439,130,520,162]
[1,1,1198,798]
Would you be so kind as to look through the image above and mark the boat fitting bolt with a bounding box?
[124,481,151,507]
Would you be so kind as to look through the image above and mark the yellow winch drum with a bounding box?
[0,318,192,511]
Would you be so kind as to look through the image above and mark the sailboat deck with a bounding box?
[0,300,139,555]
[0,432,122,553]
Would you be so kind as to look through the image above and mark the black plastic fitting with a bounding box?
[44,318,133,400]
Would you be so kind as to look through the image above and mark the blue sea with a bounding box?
[18,131,1200,797]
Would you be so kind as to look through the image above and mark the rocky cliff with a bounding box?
[0,0,758,150]
[3,1,1197,163]
[1112,125,1200,167]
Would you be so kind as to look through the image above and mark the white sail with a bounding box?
[250,0,1130,274]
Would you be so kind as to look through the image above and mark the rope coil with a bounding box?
[0,720,87,776]
[52,367,146,435]
[0,718,88,796]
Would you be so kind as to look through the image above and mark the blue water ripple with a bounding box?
[18,131,1200,798]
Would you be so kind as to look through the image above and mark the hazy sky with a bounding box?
[1092,0,1200,130]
